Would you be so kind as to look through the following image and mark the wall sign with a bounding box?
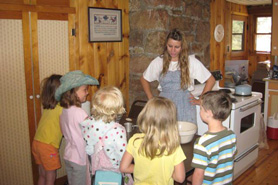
[88,7,122,42]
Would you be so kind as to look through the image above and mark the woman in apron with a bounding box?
[140,28,215,124]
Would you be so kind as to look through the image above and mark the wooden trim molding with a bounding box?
[231,11,248,16]
[0,10,22,19]
[0,3,75,14]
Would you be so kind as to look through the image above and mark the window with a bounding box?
[232,20,245,51]
[231,15,247,58]
[255,16,272,53]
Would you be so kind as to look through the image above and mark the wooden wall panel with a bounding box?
[37,0,69,6]
[210,0,226,86]
[230,3,248,15]
[106,1,118,87]
[0,10,21,19]
[0,0,23,4]
[68,14,77,71]
[94,43,108,87]
[72,0,129,106]
[120,0,129,107]
[38,12,68,20]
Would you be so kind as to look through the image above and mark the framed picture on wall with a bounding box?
[88,7,122,42]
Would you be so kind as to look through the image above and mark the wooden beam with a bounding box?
[231,11,248,16]
[0,3,75,14]
[22,11,39,185]
[0,10,21,19]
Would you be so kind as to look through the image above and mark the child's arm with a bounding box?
[120,151,134,173]
[192,168,205,185]
[172,161,185,183]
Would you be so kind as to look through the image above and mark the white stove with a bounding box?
[191,70,262,180]
[191,79,262,109]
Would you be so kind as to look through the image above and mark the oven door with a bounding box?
[230,99,262,155]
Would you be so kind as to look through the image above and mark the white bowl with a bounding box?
[178,121,197,144]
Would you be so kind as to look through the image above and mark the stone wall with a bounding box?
[128,0,210,106]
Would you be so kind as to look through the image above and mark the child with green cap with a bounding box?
[55,70,99,185]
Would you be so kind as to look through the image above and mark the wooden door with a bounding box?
[0,1,75,184]
[0,18,35,185]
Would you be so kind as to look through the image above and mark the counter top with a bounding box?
[263,78,278,82]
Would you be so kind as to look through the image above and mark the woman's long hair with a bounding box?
[161,29,190,89]
[136,97,180,159]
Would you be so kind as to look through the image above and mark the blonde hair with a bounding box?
[162,28,190,89]
[91,86,125,123]
[136,97,180,159]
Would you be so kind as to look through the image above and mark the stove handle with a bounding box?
[234,143,259,162]
[239,99,262,112]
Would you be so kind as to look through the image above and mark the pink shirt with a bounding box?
[60,106,88,165]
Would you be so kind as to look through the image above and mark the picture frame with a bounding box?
[88,7,122,42]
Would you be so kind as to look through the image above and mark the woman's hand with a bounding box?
[190,75,215,105]
[189,94,200,105]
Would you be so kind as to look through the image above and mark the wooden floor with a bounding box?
[233,138,278,185]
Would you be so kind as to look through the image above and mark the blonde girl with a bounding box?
[120,97,186,184]
[80,86,127,173]
[55,70,99,185]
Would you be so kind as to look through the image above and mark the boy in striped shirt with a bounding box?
[192,91,237,185]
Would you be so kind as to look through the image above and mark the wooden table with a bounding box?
[120,115,198,183]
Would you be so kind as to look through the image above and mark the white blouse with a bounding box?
[143,54,212,91]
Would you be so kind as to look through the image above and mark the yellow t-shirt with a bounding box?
[126,133,186,185]
[34,104,63,148]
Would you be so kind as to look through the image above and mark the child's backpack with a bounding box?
[94,170,122,185]
[88,122,133,185]
[90,123,121,174]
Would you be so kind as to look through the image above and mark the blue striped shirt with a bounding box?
[191,128,237,185]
